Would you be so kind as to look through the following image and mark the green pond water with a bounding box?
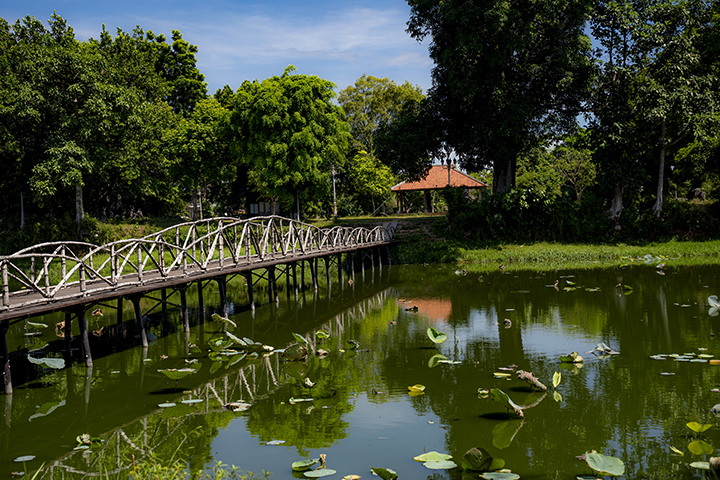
[2,262,720,479]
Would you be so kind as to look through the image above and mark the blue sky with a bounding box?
[4,0,433,96]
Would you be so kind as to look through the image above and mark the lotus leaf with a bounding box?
[292,459,319,471]
[429,354,448,368]
[284,343,308,361]
[424,460,457,469]
[552,371,561,388]
[408,384,426,393]
[266,440,285,445]
[427,327,447,344]
[226,331,247,346]
[226,402,252,412]
[26,321,48,328]
[479,473,520,480]
[414,451,452,462]
[553,391,563,403]
[293,332,309,345]
[211,313,237,328]
[304,469,337,477]
[560,352,583,363]
[370,467,398,479]
[208,336,234,352]
[687,421,712,433]
[347,340,360,349]
[584,451,625,476]
[688,440,714,455]
[689,461,710,470]
[494,372,512,378]
[28,356,65,369]
[489,389,524,417]
[158,403,176,408]
[669,446,684,456]
[158,368,195,380]
[181,399,204,404]
[343,476,361,480]
[461,446,505,471]
[14,455,36,462]
[709,295,720,308]
[316,330,330,339]
[209,361,223,374]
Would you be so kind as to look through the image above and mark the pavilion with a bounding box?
[390,164,487,213]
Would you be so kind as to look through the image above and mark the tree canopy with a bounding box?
[227,66,350,218]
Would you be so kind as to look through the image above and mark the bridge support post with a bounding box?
[161,288,168,321]
[338,253,344,286]
[324,257,331,289]
[311,259,318,291]
[1,321,11,395]
[370,248,375,270]
[197,280,205,324]
[216,275,228,317]
[268,267,279,304]
[292,262,299,298]
[285,265,292,299]
[301,261,306,291]
[130,295,148,348]
[75,305,93,367]
[178,285,190,332]
[64,311,73,353]
[244,272,255,311]
[116,297,124,348]
[385,245,392,267]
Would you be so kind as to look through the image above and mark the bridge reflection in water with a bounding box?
[0,260,395,478]
[0,216,397,394]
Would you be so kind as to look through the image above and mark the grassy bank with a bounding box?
[390,234,720,272]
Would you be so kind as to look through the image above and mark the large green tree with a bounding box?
[338,74,424,156]
[406,0,594,193]
[228,66,350,218]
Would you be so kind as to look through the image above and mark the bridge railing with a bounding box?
[0,216,397,310]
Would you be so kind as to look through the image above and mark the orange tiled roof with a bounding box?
[391,165,487,192]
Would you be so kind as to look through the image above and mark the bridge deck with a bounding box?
[0,216,397,322]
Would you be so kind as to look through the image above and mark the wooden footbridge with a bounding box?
[0,216,397,394]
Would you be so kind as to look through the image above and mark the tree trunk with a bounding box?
[75,184,85,223]
[653,119,666,218]
[493,158,516,193]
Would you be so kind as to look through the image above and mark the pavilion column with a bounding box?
[424,190,432,213]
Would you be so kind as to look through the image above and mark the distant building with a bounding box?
[391,164,487,213]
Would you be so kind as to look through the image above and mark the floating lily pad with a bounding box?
[553,391,562,403]
[685,422,712,433]
[414,451,452,462]
[158,403,176,408]
[494,372,512,378]
[584,451,625,476]
[480,473,520,480]
[688,440,714,455]
[208,336,234,352]
[429,354,448,368]
[408,384,426,393]
[423,460,457,469]
[13,455,36,462]
[370,467,398,479]
[690,461,710,470]
[291,458,319,471]
[266,440,285,445]
[649,355,666,360]
[304,468,337,477]
[427,327,447,344]
[226,402,252,412]
[28,356,65,369]
[560,352,583,363]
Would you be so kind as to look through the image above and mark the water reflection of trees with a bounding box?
[381,264,720,479]
[3,284,397,479]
